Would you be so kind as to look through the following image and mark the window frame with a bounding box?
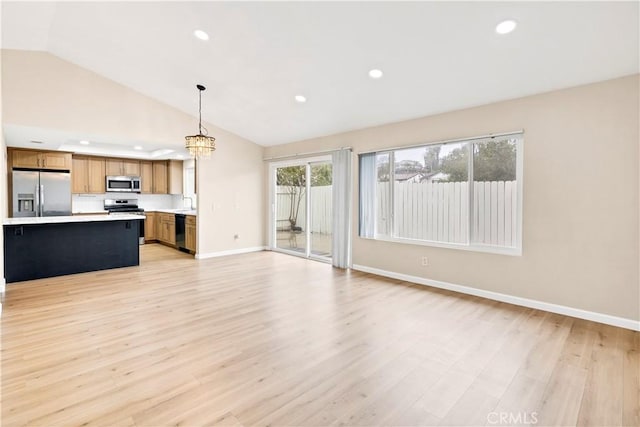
[360,132,524,256]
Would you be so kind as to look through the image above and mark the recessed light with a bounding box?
[295,95,307,103]
[495,20,517,35]
[134,146,143,150]
[369,69,384,79]
[193,29,209,41]
[79,140,90,145]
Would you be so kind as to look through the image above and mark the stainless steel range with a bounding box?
[104,199,145,244]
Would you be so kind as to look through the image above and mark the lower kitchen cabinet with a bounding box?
[146,211,195,252]
[156,213,176,246]
[4,218,140,283]
[185,215,196,252]
[144,212,156,241]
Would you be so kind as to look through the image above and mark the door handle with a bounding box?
[34,184,40,216]
[40,184,44,216]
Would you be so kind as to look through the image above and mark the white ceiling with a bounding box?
[2,1,639,147]
[3,124,190,160]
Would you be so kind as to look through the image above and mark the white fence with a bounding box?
[277,181,517,247]
[378,181,517,247]
[276,185,332,233]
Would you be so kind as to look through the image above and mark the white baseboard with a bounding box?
[352,264,640,332]
[195,246,266,260]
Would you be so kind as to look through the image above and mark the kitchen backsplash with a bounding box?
[73,193,188,212]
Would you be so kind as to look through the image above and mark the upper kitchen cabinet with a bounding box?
[152,161,168,194]
[106,158,140,176]
[140,161,153,194]
[168,160,183,195]
[9,148,72,171]
[72,156,105,194]
[152,160,183,194]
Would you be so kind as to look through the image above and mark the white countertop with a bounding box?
[72,210,109,215]
[149,209,197,216]
[3,214,145,226]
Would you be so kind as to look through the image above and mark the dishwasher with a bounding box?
[175,214,187,252]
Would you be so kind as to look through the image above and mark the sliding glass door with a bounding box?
[272,158,332,261]
[275,165,307,254]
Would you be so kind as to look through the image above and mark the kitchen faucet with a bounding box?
[183,196,194,210]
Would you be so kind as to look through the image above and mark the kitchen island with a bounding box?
[3,214,143,283]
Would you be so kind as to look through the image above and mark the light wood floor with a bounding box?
[2,244,638,427]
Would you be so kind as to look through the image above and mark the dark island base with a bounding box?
[4,219,141,283]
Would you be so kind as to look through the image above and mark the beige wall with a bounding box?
[196,127,264,255]
[2,49,265,257]
[265,75,640,322]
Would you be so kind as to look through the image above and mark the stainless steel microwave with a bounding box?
[106,176,141,193]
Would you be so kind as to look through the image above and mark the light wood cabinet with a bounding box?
[157,213,176,245]
[72,157,88,193]
[168,160,183,195]
[105,159,120,176]
[87,158,106,193]
[185,215,196,252]
[9,148,72,171]
[41,152,72,170]
[140,161,153,194]
[144,212,156,241]
[123,159,140,176]
[106,158,140,176]
[152,161,168,194]
[151,160,183,194]
[11,149,40,168]
[72,156,105,194]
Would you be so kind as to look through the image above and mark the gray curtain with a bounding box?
[331,149,352,268]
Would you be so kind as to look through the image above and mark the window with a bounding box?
[359,133,523,254]
[183,159,197,208]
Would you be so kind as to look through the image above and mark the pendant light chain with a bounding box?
[198,87,203,135]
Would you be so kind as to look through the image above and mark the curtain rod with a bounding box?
[263,147,352,161]
[358,130,524,155]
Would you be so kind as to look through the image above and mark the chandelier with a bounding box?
[185,84,216,158]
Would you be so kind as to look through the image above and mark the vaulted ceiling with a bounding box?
[2,1,638,146]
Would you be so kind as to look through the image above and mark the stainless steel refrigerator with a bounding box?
[12,170,72,217]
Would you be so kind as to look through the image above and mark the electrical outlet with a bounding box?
[234,234,239,240]
[421,256,429,266]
